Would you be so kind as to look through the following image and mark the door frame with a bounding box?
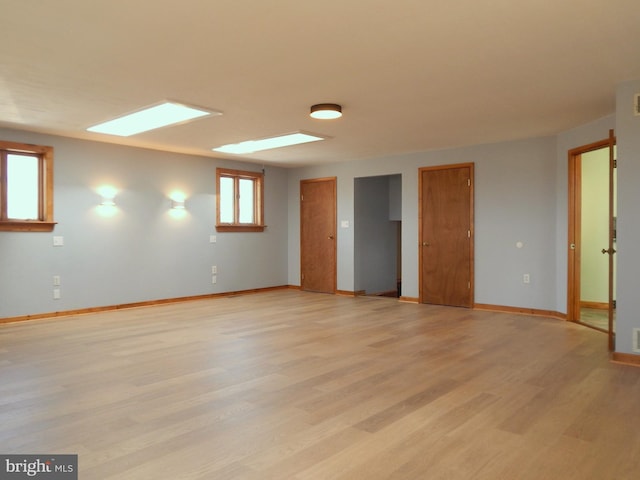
[567,130,616,350]
[300,177,337,294]
[418,162,475,306]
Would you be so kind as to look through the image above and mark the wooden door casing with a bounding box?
[567,130,616,351]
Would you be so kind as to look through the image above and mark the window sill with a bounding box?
[0,221,57,232]
[216,224,266,233]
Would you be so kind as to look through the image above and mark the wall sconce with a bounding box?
[169,191,187,211]
[97,186,118,206]
[96,186,119,217]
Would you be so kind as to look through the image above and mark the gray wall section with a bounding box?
[354,175,398,295]
[0,128,289,318]
[288,136,559,309]
[615,79,640,354]
[389,174,402,221]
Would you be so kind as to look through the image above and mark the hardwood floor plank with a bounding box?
[2,290,639,479]
[353,377,460,433]
[244,425,370,480]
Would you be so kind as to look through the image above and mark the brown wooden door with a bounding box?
[606,130,616,351]
[300,177,337,293]
[419,164,474,307]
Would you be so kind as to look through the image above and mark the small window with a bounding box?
[0,140,55,231]
[216,167,264,232]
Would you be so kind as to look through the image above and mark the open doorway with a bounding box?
[354,174,402,297]
[568,131,616,350]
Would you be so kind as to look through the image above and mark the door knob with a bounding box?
[422,242,430,246]
[328,234,334,240]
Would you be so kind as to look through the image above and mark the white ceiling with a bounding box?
[1,0,640,167]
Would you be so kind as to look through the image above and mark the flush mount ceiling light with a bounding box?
[87,102,221,137]
[310,103,342,120]
[213,132,326,155]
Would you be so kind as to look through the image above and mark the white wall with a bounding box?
[0,128,289,318]
[615,79,640,354]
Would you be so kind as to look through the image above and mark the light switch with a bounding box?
[341,220,350,228]
[53,236,64,246]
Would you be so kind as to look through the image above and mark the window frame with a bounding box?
[0,140,55,232]
[215,167,265,232]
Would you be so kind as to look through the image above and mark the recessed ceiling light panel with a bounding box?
[213,132,326,155]
[87,102,220,137]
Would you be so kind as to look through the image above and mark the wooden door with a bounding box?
[606,130,616,351]
[300,177,337,293]
[419,164,474,307]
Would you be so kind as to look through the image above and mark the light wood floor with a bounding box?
[580,307,612,332]
[2,290,639,479]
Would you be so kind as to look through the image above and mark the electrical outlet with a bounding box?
[523,274,530,284]
[212,275,217,284]
[53,289,61,299]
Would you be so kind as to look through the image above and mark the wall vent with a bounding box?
[635,93,640,116]
[633,328,640,353]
